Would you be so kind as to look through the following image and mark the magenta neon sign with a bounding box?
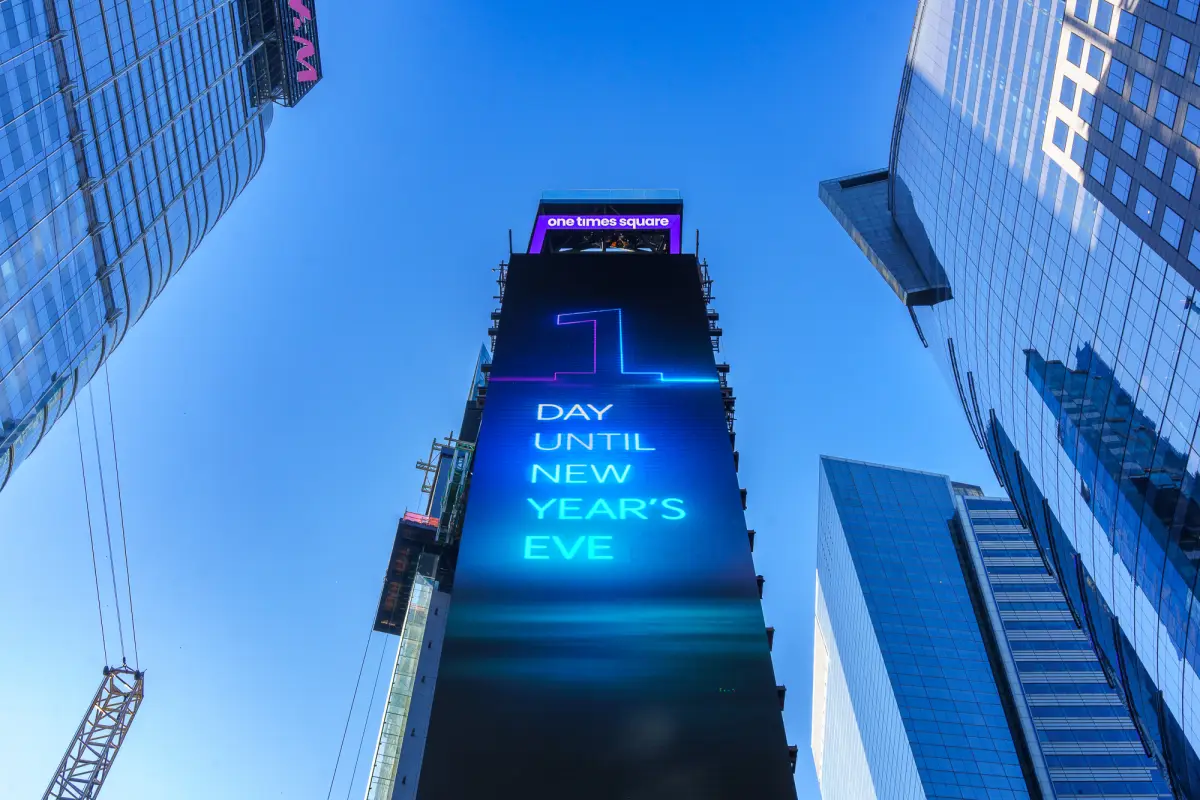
[288,0,318,83]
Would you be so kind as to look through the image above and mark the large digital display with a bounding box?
[417,253,795,798]
[528,214,682,254]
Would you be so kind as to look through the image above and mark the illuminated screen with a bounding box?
[528,213,682,254]
[417,254,795,798]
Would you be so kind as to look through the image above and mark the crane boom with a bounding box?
[43,666,144,800]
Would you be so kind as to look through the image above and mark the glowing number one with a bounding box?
[557,309,624,378]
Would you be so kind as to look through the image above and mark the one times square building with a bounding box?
[359,192,797,799]
[824,0,1200,793]
[0,0,322,490]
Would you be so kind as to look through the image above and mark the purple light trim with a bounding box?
[527,214,682,254]
[490,309,718,384]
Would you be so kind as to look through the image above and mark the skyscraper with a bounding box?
[0,0,322,490]
[822,0,1200,791]
[356,192,797,799]
[813,456,1173,799]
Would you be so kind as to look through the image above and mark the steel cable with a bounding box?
[74,401,109,666]
[344,637,391,800]
[103,363,140,668]
[87,383,127,661]
[325,629,376,800]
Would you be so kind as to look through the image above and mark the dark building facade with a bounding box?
[0,0,322,489]
[361,192,796,799]
[814,457,1172,799]
[823,0,1200,792]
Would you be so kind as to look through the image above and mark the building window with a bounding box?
[1109,59,1128,93]
[1117,11,1136,45]
[1074,0,1092,21]
[1189,232,1200,267]
[1173,157,1196,198]
[1157,88,1180,128]
[1132,72,1152,110]
[1181,0,1200,22]
[1068,33,1085,66]
[1099,104,1118,139]
[1121,120,1142,157]
[1114,167,1132,202]
[1167,36,1191,75]
[1136,186,1158,224]
[1148,138,1168,176]
[1091,149,1110,183]
[1071,134,1088,166]
[1086,45,1106,79]
[1063,77,1081,112]
[1095,0,1114,33]
[1185,104,1200,145]
[1141,24,1163,61]
[1080,89,1097,122]
[1054,118,1071,150]
[1162,207,1184,248]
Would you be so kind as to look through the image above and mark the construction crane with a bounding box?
[40,366,144,798]
[42,666,145,800]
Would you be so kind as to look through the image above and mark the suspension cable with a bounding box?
[326,629,377,800]
[344,637,391,800]
[103,363,140,668]
[74,401,109,666]
[87,383,127,661]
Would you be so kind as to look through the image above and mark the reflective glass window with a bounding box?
[1121,119,1142,156]
[1132,72,1152,109]
[1108,59,1128,93]
[1070,133,1088,166]
[1141,23,1163,60]
[1080,89,1097,122]
[1099,104,1118,138]
[1147,138,1168,176]
[1090,149,1110,183]
[1185,104,1200,144]
[1095,0,1115,33]
[1060,76,1078,109]
[1068,33,1085,66]
[1162,207,1184,247]
[1181,0,1200,22]
[1172,157,1196,198]
[1157,87,1180,127]
[1113,166,1132,201]
[1136,185,1157,223]
[1053,118,1070,150]
[1117,11,1136,44]
[1086,44,1106,78]
[1167,36,1191,75]
[1074,0,1092,20]
[1189,231,1200,266]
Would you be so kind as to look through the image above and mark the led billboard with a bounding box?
[529,214,682,254]
[416,253,795,798]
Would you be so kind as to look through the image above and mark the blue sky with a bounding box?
[0,0,998,797]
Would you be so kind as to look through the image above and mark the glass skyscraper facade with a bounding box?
[823,0,1200,792]
[813,457,1171,799]
[0,0,321,490]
